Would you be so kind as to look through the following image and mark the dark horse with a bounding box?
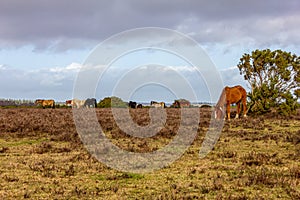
[215,85,247,120]
[84,98,97,108]
[128,101,137,109]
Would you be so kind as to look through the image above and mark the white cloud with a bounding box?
[0,65,7,70]
[49,62,82,73]
[0,64,80,100]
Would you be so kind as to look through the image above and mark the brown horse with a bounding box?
[215,85,247,120]
[35,99,55,109]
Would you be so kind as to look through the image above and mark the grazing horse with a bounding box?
[84,98,97,108]
[71,99,86,108]
[150,101,165,108]
[65,100,72,107]
[172,99,191,108]
[215,85,247,120]
[128,101,137,109]
[35,99,55,109]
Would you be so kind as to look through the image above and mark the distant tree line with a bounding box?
[0,99,35,107]
[0,97,212,109]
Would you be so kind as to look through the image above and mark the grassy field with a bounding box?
[0,108,299,199]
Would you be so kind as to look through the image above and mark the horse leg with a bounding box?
[243,98,247,117]
[226,103,231,120]
[235,102,240,119]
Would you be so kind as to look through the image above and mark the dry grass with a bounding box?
[0,108,299,199]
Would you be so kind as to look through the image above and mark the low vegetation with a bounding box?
[0,108,299,199]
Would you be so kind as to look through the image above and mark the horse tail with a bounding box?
[238,86,248,116]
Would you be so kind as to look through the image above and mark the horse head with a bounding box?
[214,106,225,119]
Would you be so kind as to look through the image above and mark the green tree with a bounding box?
[97,96,127,108]
[237,49,300,115]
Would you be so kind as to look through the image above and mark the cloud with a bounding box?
[1,1,295,103]
[49,63,82,73]
[0,65,7,70]
[0,62,247,102]
[0,0,299,51]
[0,63,80,100]
[219,66,248,89]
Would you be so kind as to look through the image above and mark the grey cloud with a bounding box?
[0,0,299,51]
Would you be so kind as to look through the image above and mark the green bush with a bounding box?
[238,49,300,115]
[97,96,127,108]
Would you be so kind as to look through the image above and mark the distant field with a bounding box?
[0,108,299,199]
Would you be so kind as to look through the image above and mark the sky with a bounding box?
[0,0,299,103]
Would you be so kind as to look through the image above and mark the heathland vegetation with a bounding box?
[0,108,299,199]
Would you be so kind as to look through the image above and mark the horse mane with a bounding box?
[216,87,227,108]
